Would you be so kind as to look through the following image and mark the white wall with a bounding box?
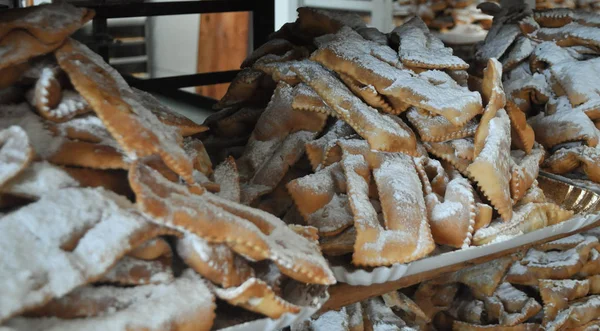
[148,0,200,92]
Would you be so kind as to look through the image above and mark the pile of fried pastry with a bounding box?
[203,6,577,270]
[0,4,336,330]
[295,229,600,330]
[473,4,600,186]
[394,0,493,44]
[536,0,600,11]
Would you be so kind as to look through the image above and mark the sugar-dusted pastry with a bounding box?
[176,234,253,288]
[98,255,174,286]
[128,237,172,261]
[310,28,482,127]
[213,68,271,109]
[392,17,469,70]
[543,145,600,183]
[212,277,303,319]
[467,109,513,221]
[129,160,336,285]
[0,3,94,71]
[305,120,355,170]
[452,321,541,330]
[319,226,356,256]
[537,233,586,251]
[434,254,518,297]
[528,100,599,149]
[482,282,542,326]
[473,202,573,245]
[0,126,33,187]
[6,270,215,331]
[0,187,174,322]
[544,295,600,331]
[48,140,129,170]
[133,88,208,136]
[417,158,476,248]
[382,290,431,323]
[291,83,333,115]
[506,236,599,285]
[291,60,417,154]
[0,161,79,199]
[406,107,478,143]
[55,39,195,183]
[342,149,435,266]
[414,282,459,320]
[242,38,295,68]
[363,297,413,330]
[510,146,545,203]
[183,137,212,176]
[539,279,590,324]
[213,156,241,203]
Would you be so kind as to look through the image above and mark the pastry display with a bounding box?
[295,230,600,330]
[2,1,600,330]
[473,4,600,188]
[0,3,334,330]
[202,5,582,278]
[393,0,493,47]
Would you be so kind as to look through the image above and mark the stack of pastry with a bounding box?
[473,4,600,188]
[0,4,336,330]
[203,6,576,272]
[295,229,600,330]
[536,0,600,11]
[393,0,493,45]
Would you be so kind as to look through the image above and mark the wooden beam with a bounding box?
[320,217,600,312]
[196,11,249,100]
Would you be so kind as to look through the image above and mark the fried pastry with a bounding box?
[292,83,333,115]
[510,146,545,203]
[310,29,482,126]
[539,279,590,324]
[98,255,174,286]
[0,161,78,199]
[342,151,435,266]
[0,3,93,71]
[543,145,600,183]
[129,160,336,285]
[212,277,303,319]
[406,107,478,143]
[483,282,542,326]
[505,236,599,285]
[452,321,541,330]
[418,159,476,248]
[473,202,573,245]
[133,88,208,136]
[393,17,469,70]
[467,109,513,221]
[6,270,215,331]
[0,187,173,322]
[213,156,241,203]
[176,234,253,288]
[305,120,355,170]
[128,237,172,261]
[0,126,34,187]
[55,39,195,183]
[528,102,599,149]
[319,226,356,256]
[48,140,128,170]
[544,295,600,331]
[291,60,417,154]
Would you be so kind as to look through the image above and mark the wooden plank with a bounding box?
[196,11,249,100]
[319,217,600,312]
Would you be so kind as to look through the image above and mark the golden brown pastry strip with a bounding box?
[55,39,194,183]
[129,160,335,285]
[291,60,417,154]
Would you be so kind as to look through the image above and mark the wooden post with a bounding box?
[196,12,250,100]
